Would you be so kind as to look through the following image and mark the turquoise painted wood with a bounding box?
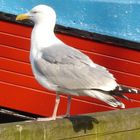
[1,0,140,42]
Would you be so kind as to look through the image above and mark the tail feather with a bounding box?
[109,85,140,101]
[84,85,139,109]
[113,85,140,94]
[85,90,125,108]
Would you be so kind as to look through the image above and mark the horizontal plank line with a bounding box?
[110,69,140,79]
[0,21,31,38]
[0,69,139,98]
[1,67,140,100]
[0,31,30,40]
[1,43,139,65]
[0,80,116,109]
[1,68,140,103]
[82,50,140,65]
[1,76,140,104]
[1,56,140,78]
[1,18,140,51]
[1,57,140,89]
[1,45,140,76]
[0,68,33,78]
[1,60,140,83]
[0,68,32,77]
[1,32,140,63]
[0,80,49,95]
[0,43,28,52]
[0,56,29,65]
[0,44,29,53]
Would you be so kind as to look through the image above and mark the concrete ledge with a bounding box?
[0,108,140,140]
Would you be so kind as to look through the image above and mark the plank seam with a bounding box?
[82,50,140,64]
[1,68,140,102]
[0,80,117,109]
[0,44,29,52]
[1,56,140,78]
[0,31,30,40]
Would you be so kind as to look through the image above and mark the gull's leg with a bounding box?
[37,93,60,121]
[54,95,72,119]
[65,95,72,117]
[51,93,60,119]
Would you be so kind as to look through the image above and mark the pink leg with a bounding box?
[37,93,60,121]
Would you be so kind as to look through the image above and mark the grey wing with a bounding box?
[35,43,117,91]
[41,43,95,66]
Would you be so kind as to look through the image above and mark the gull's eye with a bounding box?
[32,11,37,14]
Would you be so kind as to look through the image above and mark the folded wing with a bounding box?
[34,43,117,92]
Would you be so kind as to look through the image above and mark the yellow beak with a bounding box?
[16,14,30,21]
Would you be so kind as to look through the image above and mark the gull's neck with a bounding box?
[31,21,61,50]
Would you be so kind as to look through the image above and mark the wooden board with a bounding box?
[0,108,140,140]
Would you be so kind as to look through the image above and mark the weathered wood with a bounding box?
[0,108,140,140]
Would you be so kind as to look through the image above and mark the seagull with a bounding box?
[16,5,140,121]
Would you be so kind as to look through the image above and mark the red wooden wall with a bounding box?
[0,21,140,117]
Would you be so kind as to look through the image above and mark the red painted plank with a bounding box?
[0,69,45,92]
[0,81,57,116]
[0,57,32,76]
[57,34,140,63]
[0,21,31,38]
[0,32,30,51]
[1,21,140,63]
[1,44,140,76]
[1,56,140,88]
[1,80,140,116]
[1,68,140,103]
[0,81,116,116]
[0,21,140,116]
[110,70,140,89]
[0,44,29,62]
[84,51,140,76]
[0,69,115,107]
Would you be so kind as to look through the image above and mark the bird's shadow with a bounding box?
[66,115,99,133]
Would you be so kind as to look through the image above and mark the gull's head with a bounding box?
[16,5,56,24]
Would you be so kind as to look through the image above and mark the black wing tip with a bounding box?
[114,85,140,94]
